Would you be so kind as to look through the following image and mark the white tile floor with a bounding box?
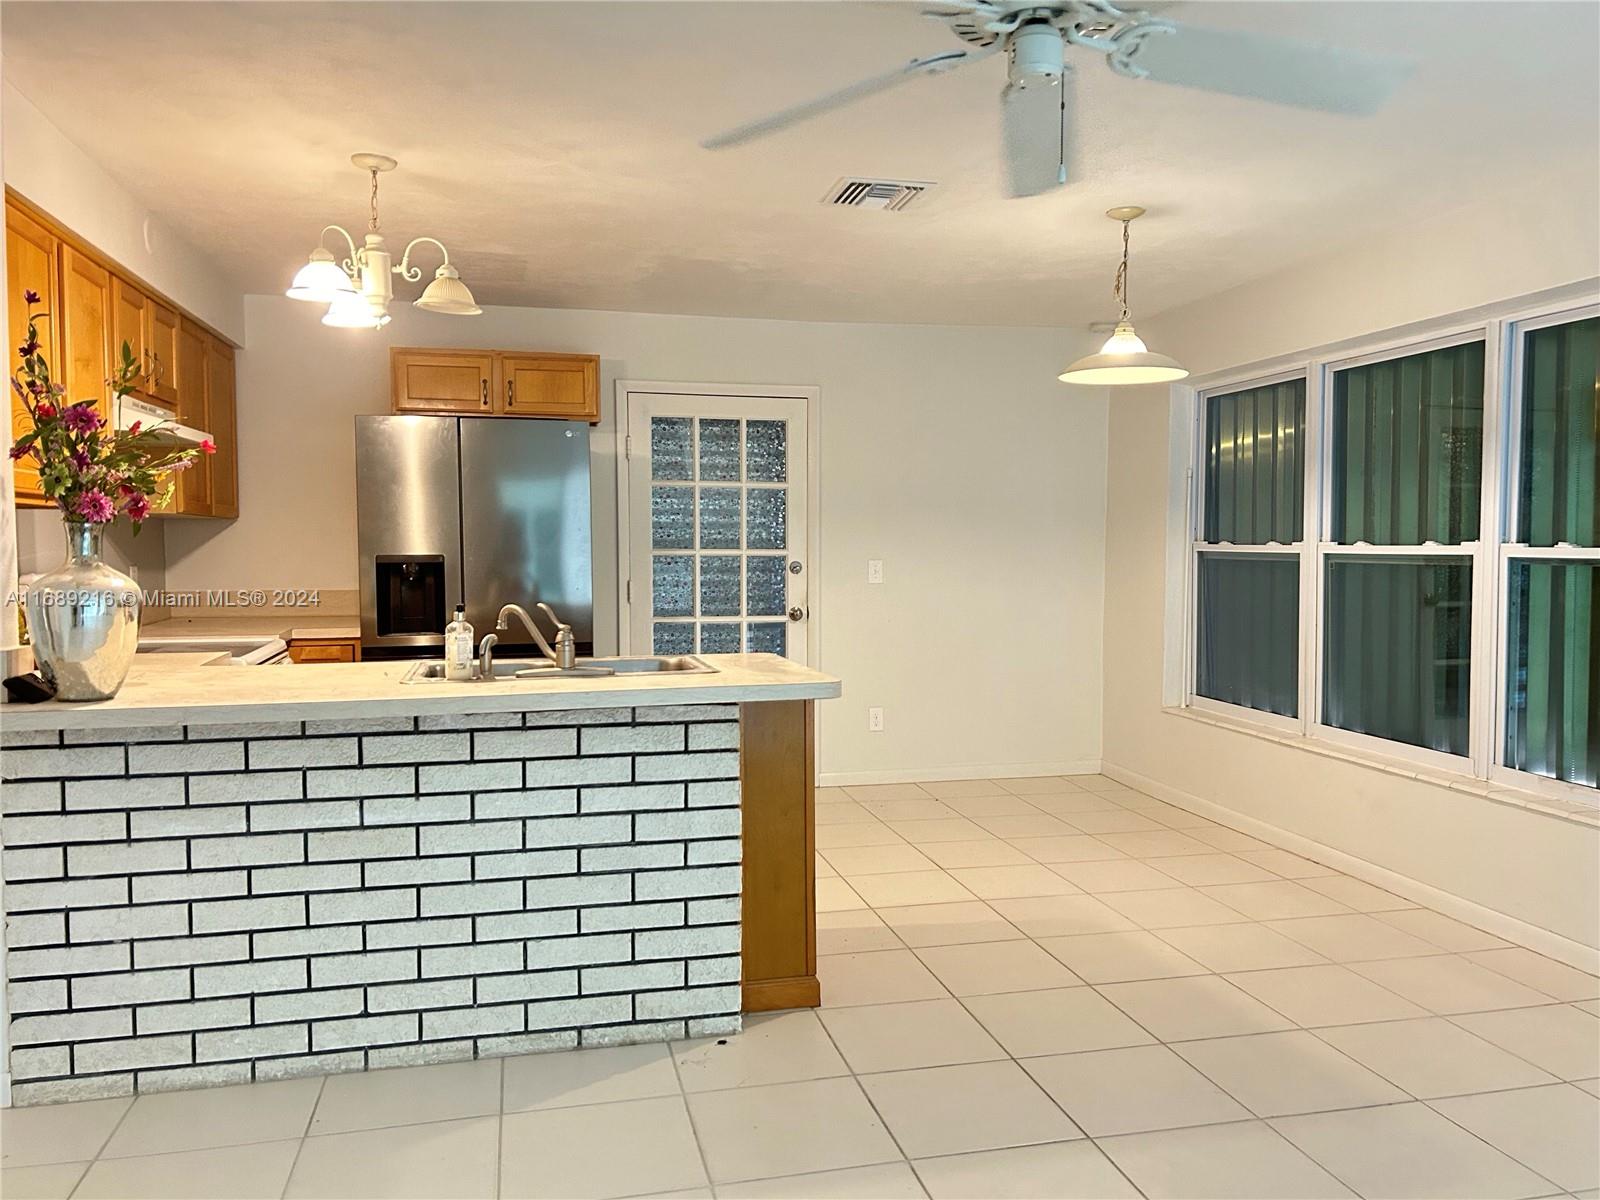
[3,773,1597,1200]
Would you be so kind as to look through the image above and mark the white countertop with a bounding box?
[0,653,840,732]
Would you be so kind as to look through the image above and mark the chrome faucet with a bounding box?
[476,631,498,680]
[497,602,577,670]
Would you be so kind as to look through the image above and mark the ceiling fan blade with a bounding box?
[1129,24,1413,116]
[1001,67,1074,198]
[703,49,983,149]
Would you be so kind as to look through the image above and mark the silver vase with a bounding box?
[25,521,141,701]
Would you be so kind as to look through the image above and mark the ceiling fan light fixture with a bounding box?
[286,248,355,303]
[413,263,482,315]
[1060,208,1188,387]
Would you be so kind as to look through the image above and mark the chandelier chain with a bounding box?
[1114,217,1130,324]
[368,168,381,233]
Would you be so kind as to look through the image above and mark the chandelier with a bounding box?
[1059,206,1187,386]
[286,153,481,329]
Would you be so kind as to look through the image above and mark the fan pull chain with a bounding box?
[1057,78,1067,185]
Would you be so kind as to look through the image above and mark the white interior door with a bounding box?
[623,391,810,661]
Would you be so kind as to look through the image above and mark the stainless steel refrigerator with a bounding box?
[355,415,593,657]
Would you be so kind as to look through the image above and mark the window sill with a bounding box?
[1161,705,1600,829]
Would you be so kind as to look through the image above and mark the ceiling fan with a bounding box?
[702,0,1413,198]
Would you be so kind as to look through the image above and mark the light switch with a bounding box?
[867,559,884,585]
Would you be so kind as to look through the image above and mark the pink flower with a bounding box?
[35,403,56,420]
[61,404,103,433]
[199,438,217,455]
[128,420,142,436]
[123,493,152,522]
[171,458,194,472]
[72,489,115,523]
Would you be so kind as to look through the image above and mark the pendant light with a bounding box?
[1059,206,1188,386]
[287,153,481,328]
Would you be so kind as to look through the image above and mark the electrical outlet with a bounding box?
[867,559,884,585]
[868,707,884,732]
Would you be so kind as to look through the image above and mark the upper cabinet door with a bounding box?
[110,274,151,396]
[205,335,238,519]
[5,203,59,506]
[391,348,494,414]
[146,298,181,408]
[499,353,600,422]
[175,318,211,515]
[60,245,113,412]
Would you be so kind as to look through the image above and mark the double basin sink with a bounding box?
[401,655,715,683]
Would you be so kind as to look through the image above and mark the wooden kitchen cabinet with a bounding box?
[391,349,495,414]
[285,636,360,663]
[60,244,113,416]
[6,191,241,521]
[205,335,238,518]
[391,348,600,422]
[498,352,600,421]
[5,203,58,507]
[146,297,181,407]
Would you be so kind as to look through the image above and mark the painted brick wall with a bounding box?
[0,704,742,1106]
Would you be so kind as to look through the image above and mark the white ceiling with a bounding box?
[4,1,1596,327]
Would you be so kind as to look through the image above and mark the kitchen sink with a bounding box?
[400,655,715,683]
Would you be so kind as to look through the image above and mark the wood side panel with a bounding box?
[205,336,239,518]
[740,699,818,1011]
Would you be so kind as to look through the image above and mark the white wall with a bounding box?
[165,296,1110,783]
[1102,165,1600,957]
[1,83,244,343]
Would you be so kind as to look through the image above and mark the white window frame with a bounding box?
[1186,364,1310,737]
[1175,284,1599,802]
[1489,301,1600,801]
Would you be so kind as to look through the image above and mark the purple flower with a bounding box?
[61,404,103,434]
[72,489,115,523]
[70,448,92,471]
[23,289,40,304]
[18,339,38,358]
[9,445,29,461]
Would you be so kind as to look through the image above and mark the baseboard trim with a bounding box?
[818,760,1102,788]
[1102,761,1600,975]
[743,975,820,1012]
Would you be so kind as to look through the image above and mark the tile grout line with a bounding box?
[278,1074,327,1200]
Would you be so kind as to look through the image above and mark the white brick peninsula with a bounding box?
[0,654,837,1105]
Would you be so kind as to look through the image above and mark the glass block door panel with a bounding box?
[628,394,808,661]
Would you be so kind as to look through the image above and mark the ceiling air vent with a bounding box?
[822,178,934,212]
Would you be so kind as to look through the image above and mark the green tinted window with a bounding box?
[1324,558,1471,755]
[1196,554,1299,717]
[1506,560,1598,787]
[1202,379,1305,544]
[1332,342,1485,545]
[1519,317,1598,547]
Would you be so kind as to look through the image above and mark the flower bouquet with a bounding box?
[9,290,216,699]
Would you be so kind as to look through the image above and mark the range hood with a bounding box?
[112,395,211,446]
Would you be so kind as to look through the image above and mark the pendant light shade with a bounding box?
[413,263,482,315]
[286,248,356,303]
[1060,207,1187,387]
[321,290,389,329]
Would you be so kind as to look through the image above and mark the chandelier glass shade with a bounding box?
[287,155,481,328]
[1059,207,1188,386]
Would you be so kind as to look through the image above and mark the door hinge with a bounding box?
[625,578,632,604]
[624,435,633,461]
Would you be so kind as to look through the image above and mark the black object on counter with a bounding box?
[4,672,55,703]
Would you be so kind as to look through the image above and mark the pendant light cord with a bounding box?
[1114,218,1131,324]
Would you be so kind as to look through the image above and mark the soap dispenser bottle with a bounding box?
[444,605,475,681]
